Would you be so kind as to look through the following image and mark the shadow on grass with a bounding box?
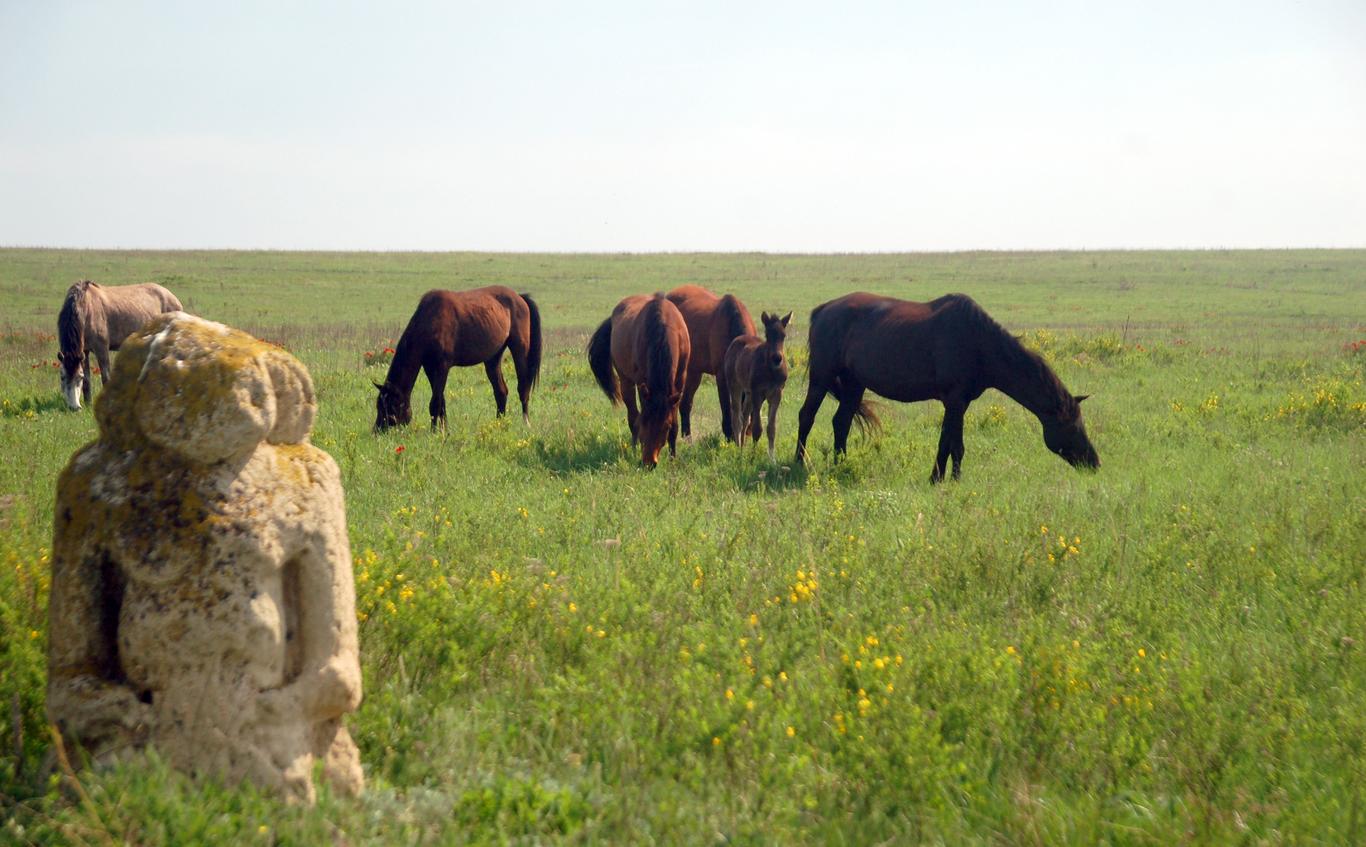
[523,432,631,474]
[1,394,73,418]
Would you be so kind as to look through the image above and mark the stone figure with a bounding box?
[47,312,363,803]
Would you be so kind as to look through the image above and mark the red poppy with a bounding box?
[395,445,406,454]
[383,347,396,355]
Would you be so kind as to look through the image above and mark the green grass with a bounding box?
[2,249,1364,844]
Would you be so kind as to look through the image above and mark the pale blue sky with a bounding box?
[2,1,1363,251]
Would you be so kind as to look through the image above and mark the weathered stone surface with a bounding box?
[47,313,363,803]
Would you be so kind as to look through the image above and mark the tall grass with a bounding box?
[2,249,1363,844]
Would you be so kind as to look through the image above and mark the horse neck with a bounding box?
[986,344,1067,421]
[382,342,423,395]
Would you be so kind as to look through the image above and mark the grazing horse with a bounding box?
[587,293,691,467]
[666,285,756,440]
[794,292,1100,482]
[374,286,542,431]
[722,311,792,461]
[57,280,183,410]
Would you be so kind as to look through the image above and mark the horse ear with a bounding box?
[1074,394,1090,403]
[760,311,771,324]
[780,311,792,328]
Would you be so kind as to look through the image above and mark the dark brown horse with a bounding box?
[57,280,183,410]
[587,293,691,467]
[722,311,791,461]
[666,285,755,440]
[374,286,542,431]
[794,293,1100,482]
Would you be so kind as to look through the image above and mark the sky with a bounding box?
[1,1,1364,252]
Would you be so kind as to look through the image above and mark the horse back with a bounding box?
[809,292,983,402]
[722,333,763,391]
[410,286,525,366]
[666,285,753,374]
[611,294,689,391]
[94,283,184,350]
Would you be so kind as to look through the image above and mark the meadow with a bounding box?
[1,248,1363,844]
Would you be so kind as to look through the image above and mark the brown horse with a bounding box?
[57,280,183,410]
[587,293,691,467]
[374,286,542,431]
[794,292,1100,482]
[666,285,756,440]
[722,311,792,461]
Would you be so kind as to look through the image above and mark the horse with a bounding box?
[586,293,691,467]
[794,292,1100,482]
[57,280,183,410]
[665,285,756,440]
[373,286,542,431]
[722,311,792,461]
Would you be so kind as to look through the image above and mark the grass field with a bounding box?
[2,248,1364,844]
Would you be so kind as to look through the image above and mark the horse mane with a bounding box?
[641,294,676,420]
[58,281,91,356]
[718,293,751,342]
[948,294,1076,417]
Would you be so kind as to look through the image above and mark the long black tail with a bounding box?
[586,317,619,404]
[521,293,543,389]
[716,365,735,441]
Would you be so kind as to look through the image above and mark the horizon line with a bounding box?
[4,244,1366,256]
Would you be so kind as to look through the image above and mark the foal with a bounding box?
[722,311,791,461]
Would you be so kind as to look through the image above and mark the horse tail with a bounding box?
[587,317,619,405]
[520,292,543,389]
[57,281,87,356]
[854,398,882,434]
[719,293,753,342]
[715,355,734,441]
[643,295,676,417]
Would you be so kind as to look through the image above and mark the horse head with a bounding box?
[58,349,85,410]
[1042,394,1100,469]
[373,381,411,431]
[636,387,682,468]
[760,311,792,385]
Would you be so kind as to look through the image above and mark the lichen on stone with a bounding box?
[47,312,362,803]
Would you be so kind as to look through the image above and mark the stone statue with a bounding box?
[47,312,363,803]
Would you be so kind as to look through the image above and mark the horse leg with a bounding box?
[932,400,967,483]
[95,346,112,388]
[749,397,762,450]
[81,351,93,405]
[950,401,970,480]
[831,381,866,458]
[765,392,781,463]
[794,379,829,465]
[729,391,744,447]
[425,363,450,431]
[621,378,640,445]
[510,344,532,425]
[668,416,679,458]
[484,354,509,418]
[679,365,702,439]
